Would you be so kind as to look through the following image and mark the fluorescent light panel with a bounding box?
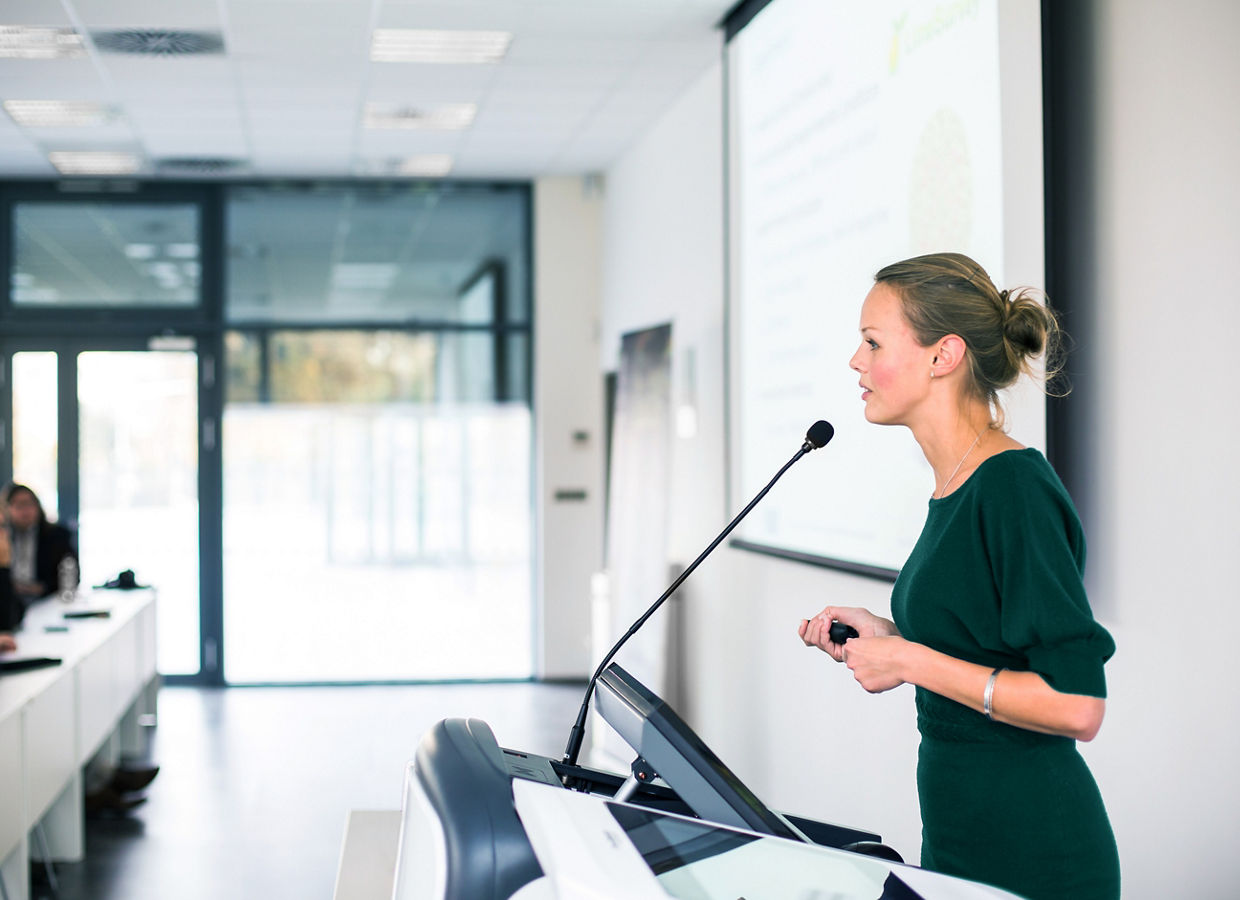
[370,29,511,63]
[0,26,86,59]
[364,102,476,130]
[398,154,454,176]
[48,151,140,175]
[5,100,119,127]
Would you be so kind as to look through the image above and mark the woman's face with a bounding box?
[7,492,39,530]
[849,283,936,426]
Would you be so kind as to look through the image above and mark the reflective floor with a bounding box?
[47,682,584,900]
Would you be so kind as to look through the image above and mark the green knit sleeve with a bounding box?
[978,456,1115,697]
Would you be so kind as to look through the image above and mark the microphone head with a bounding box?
[805,419,834,449]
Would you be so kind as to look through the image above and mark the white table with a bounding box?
[0,589,158,900]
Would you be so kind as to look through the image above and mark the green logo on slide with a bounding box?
[890,0,981,73]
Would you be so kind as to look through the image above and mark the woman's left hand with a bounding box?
[841,636,912,693]
[0,633,16,653]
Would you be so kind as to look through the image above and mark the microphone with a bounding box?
[560,419,835,770]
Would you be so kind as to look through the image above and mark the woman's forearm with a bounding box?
[901,642,1105,741]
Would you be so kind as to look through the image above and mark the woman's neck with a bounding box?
[910,407,996,498]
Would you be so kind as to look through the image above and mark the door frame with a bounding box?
[0,333,225,685]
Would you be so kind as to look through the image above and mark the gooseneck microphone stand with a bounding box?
[560,420,834,771]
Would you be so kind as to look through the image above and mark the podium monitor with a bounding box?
[595,663,804,840]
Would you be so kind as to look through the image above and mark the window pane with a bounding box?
[12,203,200,307]
[225,183,529,324]
[10,352,59,515]
[260,330,519,405]
[268,331,437,403]
[225,331,261,403]
[78,351,200,676]
[222,332,532,682]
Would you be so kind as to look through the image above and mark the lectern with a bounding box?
[390,663,889,900]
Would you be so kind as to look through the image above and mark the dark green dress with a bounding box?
[890,449,1119,900]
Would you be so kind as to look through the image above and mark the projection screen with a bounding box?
[726,0,1047,576]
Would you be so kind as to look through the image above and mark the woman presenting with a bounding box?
[799,252,1119,899]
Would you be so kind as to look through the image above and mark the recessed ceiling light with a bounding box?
[124,243,157,259]
[48,151,141,175]
[166,243,199,259]
[4,100,119,127]
[331,263,398,291]
[370,29,511,64]
[398,155,454,177]
[0,26,86,59]
[363,102,476,131]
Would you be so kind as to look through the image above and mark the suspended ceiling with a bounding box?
[0,0,734,180]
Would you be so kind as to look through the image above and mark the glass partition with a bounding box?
[225,183,529,325]
[0,179,532,685]
[221,181,533,683]
[11,202,200,307]
[223,335,532,681]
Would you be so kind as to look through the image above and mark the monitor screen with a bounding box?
[607,802,915,900]
[595,663,803,839]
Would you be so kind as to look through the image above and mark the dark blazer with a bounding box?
[15,523,78,601]
[34,523,77,598]
[0,567,20,631]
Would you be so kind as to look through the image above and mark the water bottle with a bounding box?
[57,556,79,603]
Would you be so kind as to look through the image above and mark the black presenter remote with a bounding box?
[828,621,860,644]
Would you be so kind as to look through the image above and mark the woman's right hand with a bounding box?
[0,633,15,653]
[798,606,899,662]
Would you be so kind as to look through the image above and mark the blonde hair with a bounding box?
[874,252,1065,425]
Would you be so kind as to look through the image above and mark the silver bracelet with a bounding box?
[983,667,1004,720]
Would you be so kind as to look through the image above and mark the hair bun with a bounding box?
[1001,288,1047,358]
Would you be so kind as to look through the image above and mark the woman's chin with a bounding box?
[863,406,898,427]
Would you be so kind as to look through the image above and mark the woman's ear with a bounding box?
[932,335,968,377]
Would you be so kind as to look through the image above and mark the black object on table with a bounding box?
[0,656,63,674]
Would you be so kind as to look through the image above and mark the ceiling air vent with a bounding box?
[91,30,225,56]
[156,157,248,175]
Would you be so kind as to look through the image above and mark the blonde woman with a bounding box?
[800,253,1118,899]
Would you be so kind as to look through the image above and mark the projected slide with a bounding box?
[728,0,1044,574]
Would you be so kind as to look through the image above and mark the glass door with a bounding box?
[78,350,201,676]
[4,341,206,678]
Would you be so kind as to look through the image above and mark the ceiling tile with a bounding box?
[0,1,75,27]
[69,0,222,29]
[0,59,108,98]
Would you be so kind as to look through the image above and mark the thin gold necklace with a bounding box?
[935,428,986,499]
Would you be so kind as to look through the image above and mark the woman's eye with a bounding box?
[866,339,878,349]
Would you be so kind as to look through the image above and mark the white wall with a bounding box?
[533,176,605,680]
[600,58,923,857]
[1072,1,1240,896]
[595,1,1240,895]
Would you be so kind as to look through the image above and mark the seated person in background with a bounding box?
[5,483,77,602]
[0,499,23,635]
